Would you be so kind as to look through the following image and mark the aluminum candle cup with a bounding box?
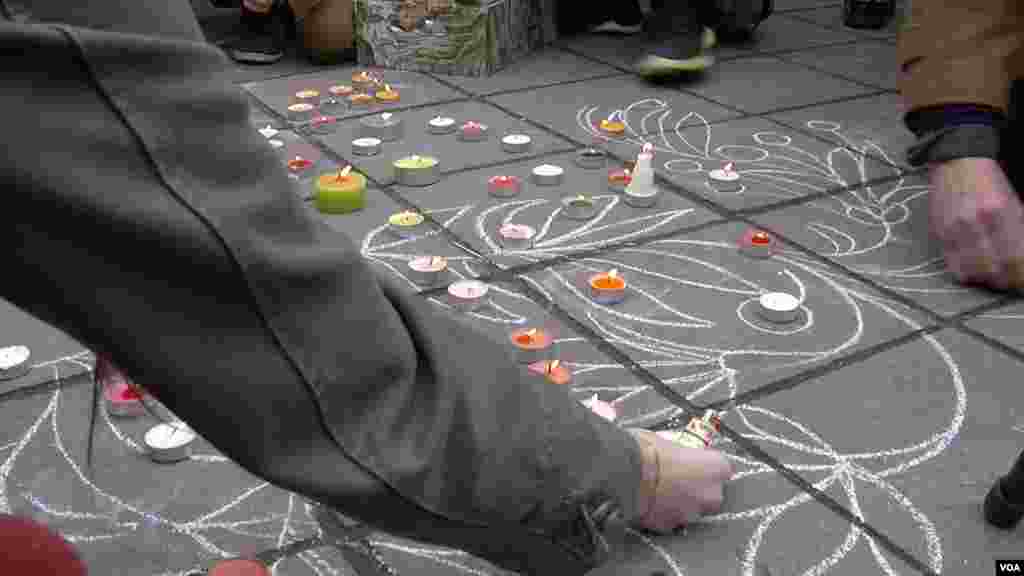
[351,137,382,156]
[144,422,196,463]
[708,165,742,192]
[447,280,489,312]
[0,345,30,380]
[575,147,607,169]
[561,195,598,220]
[531,164,564,186]
[623,186,659,207]
[501,133,532,153]
[498,223,536,250]
[757,292,801,324]
[393,155,441,186]
[427,116,456,134]
[388,211,428,238]
[359,112,403,141]
[407,256,448,285]
[286,102,316,122]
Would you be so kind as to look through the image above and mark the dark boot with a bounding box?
[635,0,716,79]
[224,0,290,64]
[984,449,1024,530]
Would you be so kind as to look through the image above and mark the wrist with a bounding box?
[627,429,660,522]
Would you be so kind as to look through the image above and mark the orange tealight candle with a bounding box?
[352,70,375,85]
[529,359,571,385]
[510,327,555,364]
[348,93,375,107]
[287,155,314,172]
[589,269,626,305]
[375,84,400,102]
[598,112,625,137]
[740,228,775,259]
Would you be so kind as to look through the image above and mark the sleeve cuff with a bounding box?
[905,124,1002,166]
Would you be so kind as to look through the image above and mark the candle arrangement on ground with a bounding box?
[348,92,375,107]
[309,114,338,135]
[740,228,775,258]
[407,256,448,285]
[589,269,627,305]
[757,292,802,324]
[581,395,618,422]
[708,162,742,192]
[286,102,315,122]
[144,421,196,463]
[293,89,321,105]
[576,147,607,169]
[359,112,403,141]
[608,167,632,193]
[528,359,571,385]
[314,166,366,214]
[351,70,376,88]
[375,84,400,103]
[501,133,532,153]
[427,115,456,134]
[623,143,659,207]
[459,121,489,142]
[656,410,722,448]
[351,137,382,156]
[209,559,271,576]
[598,111,626,137]
[498,223,535,250]
[103,378,147,417]
[531,164,564,186]
[561,194,598,220]
[286,155,314,176]
[388,210,427,237]
[447,280,489,312]
[393,155,441,186]
[329,84,353,97]
[0,345,30,380]
[509,327,556,364]
[487,175,522,198]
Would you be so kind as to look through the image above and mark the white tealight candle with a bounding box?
[407,256,448,285]
[144,422,196,463]
[447,280,490,312]
[359,112,403,141]
[352,137,382,156]
[498,223,536,250]
[532,164,564,186]
[258,125,279,139]
[756,292,801,324]
[708,163,742,192]
[501,133,532,153]
[0,345,30,380]
[427,116,456,134]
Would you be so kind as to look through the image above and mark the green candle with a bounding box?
[394,155,438,169]
[315,167,366,214]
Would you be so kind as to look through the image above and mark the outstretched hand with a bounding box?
[627,429,733,534]
[929,157,1024,291]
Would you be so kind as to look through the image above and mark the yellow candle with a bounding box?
[389,210,425,227]
[394,155,438,170]
[375,84,400,102]
[348,93,375,106]
[314,166,366,214]
[295,89,320,101]
[599,118,625,136]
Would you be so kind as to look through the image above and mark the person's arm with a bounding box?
[897,0,1022,166]
[0,21,640,573]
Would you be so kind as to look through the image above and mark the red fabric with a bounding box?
[0,515,87,575]
[210,559,271,576]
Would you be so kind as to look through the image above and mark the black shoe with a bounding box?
[224,0,288,64]
[635,0,716,78]
[590,0,645,35]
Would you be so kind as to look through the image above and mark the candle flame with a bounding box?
[624,169,631,176]
[641,143,653,154]
[548,359,560,373]
[431,256,443,268]
[337,165,352,180]
[384,84,392,92]
[608,269,618,279]
[724,162,734,172]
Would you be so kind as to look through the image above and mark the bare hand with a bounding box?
[243,0,274,13]
[628,428,733,533]
[929,157,1024,291]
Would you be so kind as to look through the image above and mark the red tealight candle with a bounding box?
[740,228,775,259]
[104,380,146,417]
[287,156,314,172]
[529,359,571,385]
[608,168,632,193]
[509,327,555,364]
[488,175,522,198]
[589,269,627,305]
[460,121,487,141]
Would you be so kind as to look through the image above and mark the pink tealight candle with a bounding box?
[447,280,490,312]
[488,175,522,198]
[407,255,448,285]
[581,395,618,422]
[498,223,535,250]
[459,121,488,142]
[528,359,571,386]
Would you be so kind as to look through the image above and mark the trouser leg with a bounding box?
[290,0,353,64]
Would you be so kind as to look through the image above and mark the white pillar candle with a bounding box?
[0,345,30,380]
[756,292,801,324]
[352,137,382,156]
[501,133,532,153]
[144,422,196,463]
[427,116,456,134]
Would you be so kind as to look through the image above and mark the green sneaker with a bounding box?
[635,27,716,78]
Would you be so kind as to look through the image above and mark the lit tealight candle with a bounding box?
[388,210,427,237]
[144,422,196,464]
[359,112,403,141]
[309,114,338,135]
[459,121,489,142]
[295,89,320,102]
[0,345,30,380]
[287,155,314,174]
[561,194,597,220]
[314,166,366,214]
[393,155,441,186]
[501,133,532,153]
[447,280,490,312]
[427,115,456,134]
[581,395,618,422]
[531,164,564,186]
[348,93,375,107]
[286,102,316,122]
[352,137,382,156]
[352,70,376,86]
[740,229,775,259]
[498,223,536,250]
[329,84,354,97]
[487,175,522,198]
[407,255,448,285]
[589,269,626,305]
[756,292,802,324]
[375,84,400,103]
[509,327,555,364]
[708,162,742,192]
[608,167,632,193]
[575,147,607,170]
[103,379,146,417]
[528,359,571,385]
[598,112,625,137]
